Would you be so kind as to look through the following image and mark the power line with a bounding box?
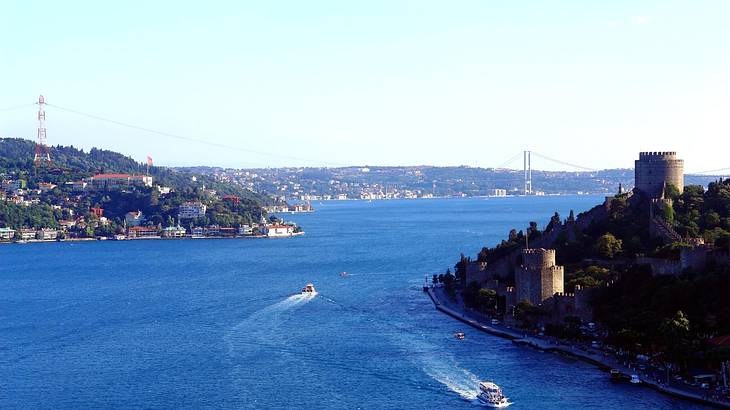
[0,103,34,113]
[45,102,347,167]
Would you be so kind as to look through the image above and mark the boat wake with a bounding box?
[389,330,481,401]
[225,292,316,357]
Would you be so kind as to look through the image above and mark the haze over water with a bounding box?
[0,197,709,409]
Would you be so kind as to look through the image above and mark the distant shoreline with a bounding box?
[0,232,305,245]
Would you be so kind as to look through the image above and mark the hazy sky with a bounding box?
[1,1,728,172]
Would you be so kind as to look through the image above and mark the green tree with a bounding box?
[595,233,622,259]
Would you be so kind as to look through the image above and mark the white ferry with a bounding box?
[477,381,511,408]
[301,283,317,295]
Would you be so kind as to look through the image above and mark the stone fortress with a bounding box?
[464,150,729,325]
[635,151,684,198]
[515,248,563,306]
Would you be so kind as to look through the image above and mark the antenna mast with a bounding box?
[34,95,51,166]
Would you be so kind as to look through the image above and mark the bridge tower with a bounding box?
[34,95,51,166]
[523,150,532,195]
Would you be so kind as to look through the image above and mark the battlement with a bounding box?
[635,151,684,198]
[639,151,678,160]
[522,248,556,268]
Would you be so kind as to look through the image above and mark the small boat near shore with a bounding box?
[610,369,621,381]
[301,283,317,295]
[454,331,465,340]
[477,381,511,408]
[630,374,641,384]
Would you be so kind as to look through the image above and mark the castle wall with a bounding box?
[635,151,684,198]
[515,248,564,306]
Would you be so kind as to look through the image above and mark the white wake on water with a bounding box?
[389,330,481,402]
[225,292,316,356]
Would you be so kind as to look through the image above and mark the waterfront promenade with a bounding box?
[425,286,730,409]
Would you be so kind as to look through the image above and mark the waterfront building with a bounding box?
[265,224,295,237]
[634,151,684,198]
[0,227,15,240]
[19,229,37,240]
[161,226,187,238]
[88,173,153,190]
[488,189,508,197]
[238,225,253,236]
[36,228,58,240]
[515,248,564,306]
[127,226,159,238]
[178,202,207,219]
[125,211,145,227]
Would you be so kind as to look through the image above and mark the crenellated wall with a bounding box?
[635,151,684,198]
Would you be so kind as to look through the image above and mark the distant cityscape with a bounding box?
[183,165,723,202]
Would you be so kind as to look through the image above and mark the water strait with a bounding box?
[0,197,710,409]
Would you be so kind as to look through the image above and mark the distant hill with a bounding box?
[181,164,725,199]
[0,137,271,232]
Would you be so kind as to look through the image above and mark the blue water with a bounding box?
[0,197,709,409]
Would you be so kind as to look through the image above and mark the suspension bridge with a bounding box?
[0,99,728,193]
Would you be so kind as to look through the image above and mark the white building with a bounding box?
[36,228,59,240]
[488,189,508,197]
[88,174,153,190]
[161,226,187,238]
[0,227,15,240]
[265,224,295,238]
[125,211,145,227]
[178,202,207,219]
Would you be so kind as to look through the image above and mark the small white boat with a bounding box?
[454,332,465,340]
[301,283,317,295]
[630,374,641,384]
[477,381,511,408]
[339,271,349,277]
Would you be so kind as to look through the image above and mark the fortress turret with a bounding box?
[635,151,684,198]
[515,248,564,306]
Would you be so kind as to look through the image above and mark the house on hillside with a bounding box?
[125,211,145,227]
[88,174,153,190]
[178,202,207,219]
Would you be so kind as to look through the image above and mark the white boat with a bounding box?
[301,283,317,295]
[630,374,641,384]
[477,381,511,408]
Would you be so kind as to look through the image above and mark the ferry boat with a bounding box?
[454,332,465,340]
[301,283,317,295]
[477,381,510,408]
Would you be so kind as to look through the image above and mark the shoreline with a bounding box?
[425,287,730,409]
[0,232,305,245]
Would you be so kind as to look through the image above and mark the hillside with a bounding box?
[0,138,271,234]
[454,181,730,374]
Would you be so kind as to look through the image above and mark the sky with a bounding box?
[1,1,729,172]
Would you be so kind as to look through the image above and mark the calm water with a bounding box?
[0,197,709,409]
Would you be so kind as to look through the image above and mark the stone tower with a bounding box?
[635,152,684,198]
[515,248,564,306]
